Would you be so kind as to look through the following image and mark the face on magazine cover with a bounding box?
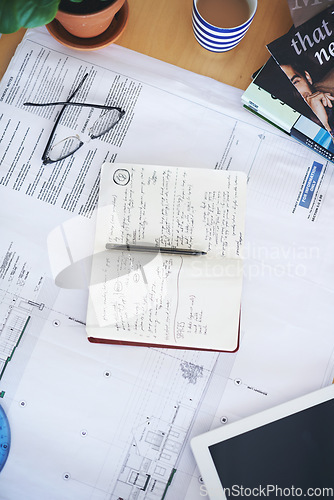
[281,63,334,137]
[281,64,314,98]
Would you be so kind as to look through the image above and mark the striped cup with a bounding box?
[192,0,257,53]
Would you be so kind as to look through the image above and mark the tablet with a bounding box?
[191,384,334,499]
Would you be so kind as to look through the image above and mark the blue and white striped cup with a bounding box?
[192,0,257,53]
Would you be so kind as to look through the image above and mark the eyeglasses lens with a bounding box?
[48,136,82,162]
[90,109,123,139]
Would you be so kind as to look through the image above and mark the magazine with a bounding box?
[267,6,334,138]
[253,56,322,126]
[287,0,334,27]
[241,81,334,162]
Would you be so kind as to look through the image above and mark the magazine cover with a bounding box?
[292,113,334,160]
[287,0,333,27]
[267,6,334,138]
[241,80,334,162]
[242,80,300,133]
[253,56,322,125]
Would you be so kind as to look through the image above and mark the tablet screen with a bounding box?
[209,398,334,497]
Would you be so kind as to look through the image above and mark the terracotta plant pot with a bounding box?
[55,0,126,38]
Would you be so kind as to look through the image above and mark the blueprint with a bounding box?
[0,27,334,499]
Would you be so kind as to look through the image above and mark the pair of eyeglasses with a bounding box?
[24,73,125,164]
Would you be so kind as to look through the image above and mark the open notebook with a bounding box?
[86,163,247,351]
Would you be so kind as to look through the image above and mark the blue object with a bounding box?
[192,0,257,53]
[0,404,10,472]
[299,161,323,209]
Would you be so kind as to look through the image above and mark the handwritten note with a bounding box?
[86,163,247,351]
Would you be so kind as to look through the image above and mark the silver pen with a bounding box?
[105,243,206,256]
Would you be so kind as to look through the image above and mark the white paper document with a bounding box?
[86,163,246,351]
[0,27,334,500]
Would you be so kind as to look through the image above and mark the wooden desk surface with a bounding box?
[0,0,292,89]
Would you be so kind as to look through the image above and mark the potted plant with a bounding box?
[0,0,60,34]
[0,0,126,39]
[56,0,126,38]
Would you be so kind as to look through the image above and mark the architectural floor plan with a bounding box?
[1,28,334,500]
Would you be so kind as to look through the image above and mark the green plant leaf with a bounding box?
[0,0,60,34]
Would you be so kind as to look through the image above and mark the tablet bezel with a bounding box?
[190,384,334,500]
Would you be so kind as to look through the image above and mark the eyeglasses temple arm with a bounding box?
[24,101,124,113]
